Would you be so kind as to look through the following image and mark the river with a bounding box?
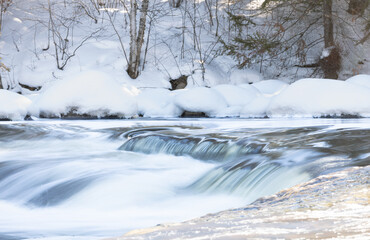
[0,119,369,240]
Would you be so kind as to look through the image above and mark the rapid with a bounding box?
[0,119,369,240]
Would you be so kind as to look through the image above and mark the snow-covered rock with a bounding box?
[346,74,370,89]
[212,84,260,107]
[0,89,32,120]
[174,87,228,116]
[137,88,181,117]
[252,80,288,95]
[30,71,138,118]
[241,95,272,118]
[267,78,370,117]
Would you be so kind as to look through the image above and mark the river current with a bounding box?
[0,119,369,240]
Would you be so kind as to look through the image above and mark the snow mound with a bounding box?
[0,90,32,120]
[174,87,228,116]
[252,80,288,95]
[267,79,370,117]
[230,69,263,85]
[346,74,370,89]
[31,71,138,118]
[137,88,181,117]
[241,95,272,118]
[133,70,172,89]
[212,84,260,107]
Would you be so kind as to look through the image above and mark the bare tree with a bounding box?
[127,0,149,79]
[0,0,12,89]
[46,0,100,70]
[0,0,11,33]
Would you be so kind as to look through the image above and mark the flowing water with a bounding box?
[0,119,369,240]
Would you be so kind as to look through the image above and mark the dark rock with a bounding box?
[19,83,41,91]
[39,107,125,120]
[170,75,188,90]
[181,111,207,118]
[24,115,33,121]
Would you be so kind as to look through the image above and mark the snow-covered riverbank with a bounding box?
[1,73,370,120]
[109,166,370,240]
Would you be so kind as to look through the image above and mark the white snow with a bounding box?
[136,88,181,117]
[29,71,138,118]
[230,69,263,85]
[320,47,333,59]
[212,84,260,107]
[0,89,31,120]
[346,74,370,89]
[174,87,228,116]
[241,94,272,118]
[2,73,370,120]
[252,80,288,96]
[267,78,370,117]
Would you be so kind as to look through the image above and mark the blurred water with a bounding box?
[0,119,369,240]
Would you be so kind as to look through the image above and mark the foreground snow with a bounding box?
[108,166,370,240]
[1,73,370,120]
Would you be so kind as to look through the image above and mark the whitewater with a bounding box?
[0,118,369,240]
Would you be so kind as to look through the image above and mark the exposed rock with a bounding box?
[180,111,207,118]
[170,75,188,90]
[19,83,41,92]
[39,107,125,120]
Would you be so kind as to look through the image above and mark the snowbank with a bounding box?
[4,74,370,120]
[241,94,272,118]
[137,88,181,117]
[208,84,261,117]
[252,80,288,95]
[212,84,260,107]
[174,87,228,116]
[346,74,370,89]
[0,90,31,120]
[30,71,138,118]
[267,78,370,117]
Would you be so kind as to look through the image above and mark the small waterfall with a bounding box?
[188,156,311,201]
[119,134,265,161]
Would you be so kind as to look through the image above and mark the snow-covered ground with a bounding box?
[1,72,370,120]
[0,0,370,120]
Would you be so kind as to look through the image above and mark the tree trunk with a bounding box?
[0,4,3,34]
[323,0,334,48]
[169,0,183,8]
[134,0,149,76]
[321,0,340,79]
[127,0,149,79]
[127,0,138,79]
